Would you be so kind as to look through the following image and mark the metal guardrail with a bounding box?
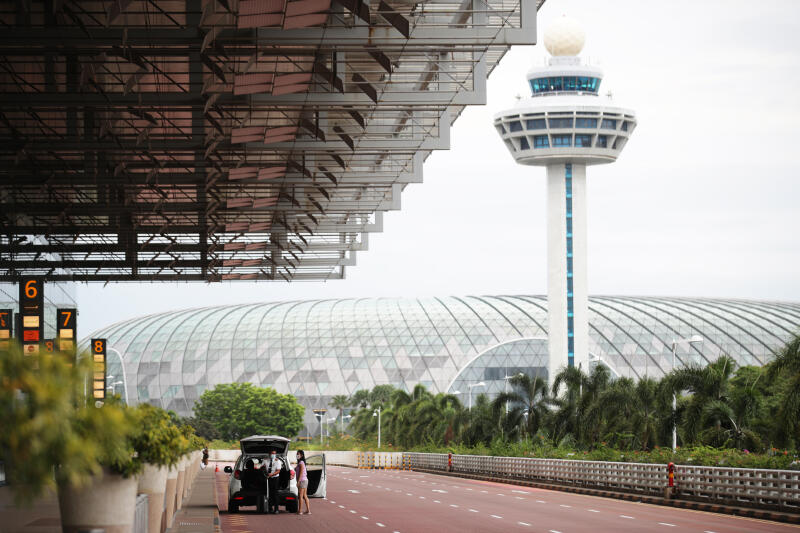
[132,494,148,533]
[404,452,800,511]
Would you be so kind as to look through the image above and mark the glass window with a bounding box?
[549,117,573,128]
[621,121,630,131]
[575,134,592,147]
[519,136,530,150]
[596,135,608,148]
[552,134,571,147]
[508,121,523,132]
[576,118,597,128]
[533,135,549,148]
[601,118,617,130]
[564,76,577,91]
[526,118,546,130]
[552,76,563,91]
[495,124,506,134]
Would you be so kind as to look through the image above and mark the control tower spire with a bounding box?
[494,16,636,382]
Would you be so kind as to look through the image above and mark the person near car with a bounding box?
[265,449,282,513]
[294,449,311,515]
[201,444,209,469]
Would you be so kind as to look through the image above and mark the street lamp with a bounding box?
[467,382,485,411]
[106,346,130,405]
[670,335,703,451]
[502,373,524,414]
[341,414,352,435]
[326,417,337,438]
[372,407,382,449]
[312,408,327,446]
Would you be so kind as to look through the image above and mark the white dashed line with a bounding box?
[405,493,412,496]
[433,500,441,503]
[515,496,524,500]
[620,515,634,519]
[490,514,503,519]
[480,490,488,494]
[550,530,562,533]
[559,504,571,508]
[350,510,357,514]
[588,509,599,513]
[496,493,505,496]
[518,522,531,527]
[339,505,345,509]
[419,496,425,499]
[658,523,676,527]
[361,516,369,520]
[468,509,478,513]
[376,523,385,528]
[536,500,546,503]
[512,490,528,494]
[450,504,459,508]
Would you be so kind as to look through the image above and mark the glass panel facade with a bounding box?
[601,118,617,130]
[575,134,592,147]
[508,121,523,132]
[552,135,572,147]
[533,135,549,148]
[549,117,574,129]
[526,118,546,130]
[81,296,800,434]
[576,118,597,128]
[529,76,601,95]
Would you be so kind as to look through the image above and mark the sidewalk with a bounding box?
[0,467,220,533]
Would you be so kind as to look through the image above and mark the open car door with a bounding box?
[305,453,326,498]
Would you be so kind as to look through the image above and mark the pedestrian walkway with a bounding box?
[0,468,219,532]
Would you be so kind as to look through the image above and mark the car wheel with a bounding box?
[228,500,238,513]
[286,501,298,513]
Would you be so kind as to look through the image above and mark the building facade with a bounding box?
[83,296,800,433]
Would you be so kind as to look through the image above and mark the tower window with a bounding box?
[596,135,608,148]
[621,121,630,131]
[526,118,546,130]
[549,117,573,129]
[575,134,592,147]
[552,135,572,147]
[518,136,530,150]
[533,135,549,148]
[601,118,617,130]
[496,124,506,134]
[508,121,523,132]
[576,118,597,128]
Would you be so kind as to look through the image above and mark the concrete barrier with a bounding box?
[404,452,800,511]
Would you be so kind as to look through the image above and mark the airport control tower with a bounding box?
[494,16,636,381]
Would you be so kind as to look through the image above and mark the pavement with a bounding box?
[215,465,800,533]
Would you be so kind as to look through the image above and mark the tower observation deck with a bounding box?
[493,15,637,380]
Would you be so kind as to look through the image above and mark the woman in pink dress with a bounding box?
[294,449,311,515]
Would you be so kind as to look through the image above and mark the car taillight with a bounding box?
[290,471,295,479]
[234,470,241,479]
[234,496,244,500]
[286,497,296,500]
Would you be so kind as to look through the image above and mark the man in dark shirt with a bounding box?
[265,450,282,513]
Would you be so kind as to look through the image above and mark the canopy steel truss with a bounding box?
[0,0,541,282]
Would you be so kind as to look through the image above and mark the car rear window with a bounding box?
[241,441,287,455]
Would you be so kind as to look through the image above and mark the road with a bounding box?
[216,466,798,532]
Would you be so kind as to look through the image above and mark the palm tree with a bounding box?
[665,355,738,446]
[350,389,371,409]
[767,333,800,447]
[330,394,350,436]
[493,373,549,439]
[586,377,662,450]
[550,365,611,446]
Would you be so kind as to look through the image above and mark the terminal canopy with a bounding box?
[0,0,541,282]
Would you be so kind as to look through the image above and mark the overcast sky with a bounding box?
[77,0,800,336]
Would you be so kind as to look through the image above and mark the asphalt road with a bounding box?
[216,466,799,533]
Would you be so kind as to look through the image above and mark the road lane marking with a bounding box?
[497,493,505,496]
[588,509,599,513]
[348,490,360,494]
[550,530,562,533]
[559,504,571,508]
[469,509,478,513]
[361,516,369,520]
[434,500,441,503]
[490,515,503,519]
[512,490,528,494]
[432,489,448,493]
[480,490,488,493]
[450,504,459,508]
[350,510,357,514]
[518,522,531,527]
[515,496,524,500]
[406,493,412,496]
[376,523,385,528]
[620,515,634,519]
[339,505,345,508]
[658,523,676,527]
[419,496,425,499]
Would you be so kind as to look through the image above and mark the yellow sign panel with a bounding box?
[93,390,105,399]
[59,329,74,339]
[24,344,39,354]
[0,330,9,339]
[59,340,74,351]
[23,315,40,328]
[93,354,104,363]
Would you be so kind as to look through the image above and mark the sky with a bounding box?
[77,0,800,336]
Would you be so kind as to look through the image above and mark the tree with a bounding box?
[493,373,550,439]
[330,394,350,435]
[193,383,304,440]
[586,377,664,450]
[350,389,371,409]
[767,333,800,447]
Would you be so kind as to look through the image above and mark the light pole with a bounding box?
[502,373,524,414]
[670,335,703,451]
[326,417,337,438]
[312,408,327,446]
[341,414,352,435]
[106,346,130,404]
[372,406,382,449]
[467,382,485,411]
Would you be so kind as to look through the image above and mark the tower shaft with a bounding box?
[546,162,589,378]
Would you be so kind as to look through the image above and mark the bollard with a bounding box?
[664,462,675,499]
[448,453,453,472]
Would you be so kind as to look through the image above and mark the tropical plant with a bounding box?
[767,333,800,447]
[330,394,350,435]
[493,373,550,439]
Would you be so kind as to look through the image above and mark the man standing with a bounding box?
[265,449,282,513]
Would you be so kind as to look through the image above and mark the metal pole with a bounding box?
[671,341,677,451]
[107,346,129,405]
[377,407,381,449]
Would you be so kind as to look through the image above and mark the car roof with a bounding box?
[240,435,290,443]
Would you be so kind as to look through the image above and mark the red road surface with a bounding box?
[216,466,799,533]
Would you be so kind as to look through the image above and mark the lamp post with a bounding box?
[106,346,130,404]
[670,335,703,451]
[341,414,352,435]
[502,373,524,414]
[326,417,337,438]
[372,407,382,448]
[312,408,327,446]
[467,382,485,411]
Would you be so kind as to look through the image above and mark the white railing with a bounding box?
[404,453,800,511]
[132,493,148,533]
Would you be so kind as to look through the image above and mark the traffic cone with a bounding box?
[215,463,219,473]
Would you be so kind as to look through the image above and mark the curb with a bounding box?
[413,468,800,525]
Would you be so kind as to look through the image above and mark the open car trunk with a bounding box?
[240,435,290,456]
[305,453,326,498]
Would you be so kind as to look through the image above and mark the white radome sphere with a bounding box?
[543,15,585,56]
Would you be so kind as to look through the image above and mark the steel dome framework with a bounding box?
[0,0,542,282]
[84,295,800,418]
